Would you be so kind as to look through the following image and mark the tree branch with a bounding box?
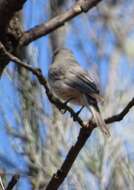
[0,0,27,77]
[45,98,134,190]
[45,127,93,190]
[105,97,134,123]
[0,42,134,190]
[5,174,20,190]
[0,0,27,38]
[1,41,133,128]
[19,0,103,46]
[0,42,84,128]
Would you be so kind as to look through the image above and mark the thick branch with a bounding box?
[0,0,26,38]
[0,0,102,77]
[19,0,103,46]
[0,1,27,77]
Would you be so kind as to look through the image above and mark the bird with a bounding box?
[48,48,110,136]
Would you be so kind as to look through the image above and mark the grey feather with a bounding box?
[48,48,110,136]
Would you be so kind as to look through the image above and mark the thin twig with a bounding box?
[105,97,134,124]
[5,174,20,190]
[0,42,84,128]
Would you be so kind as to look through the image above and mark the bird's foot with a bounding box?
[62,97,74,114]
[71,106,84,121]
[76,106,84,116]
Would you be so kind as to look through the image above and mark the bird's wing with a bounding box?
[76,72,100,94]
[65,67,100,95]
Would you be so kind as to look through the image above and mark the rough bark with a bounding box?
[0,0,27,76]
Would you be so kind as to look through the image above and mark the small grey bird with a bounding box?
[48,48,110,136]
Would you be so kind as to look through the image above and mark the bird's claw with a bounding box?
[62,97,74,114]
[71,106,84,121]
[76,106,84,116]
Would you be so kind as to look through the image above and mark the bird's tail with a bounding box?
[90,105,110,136]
